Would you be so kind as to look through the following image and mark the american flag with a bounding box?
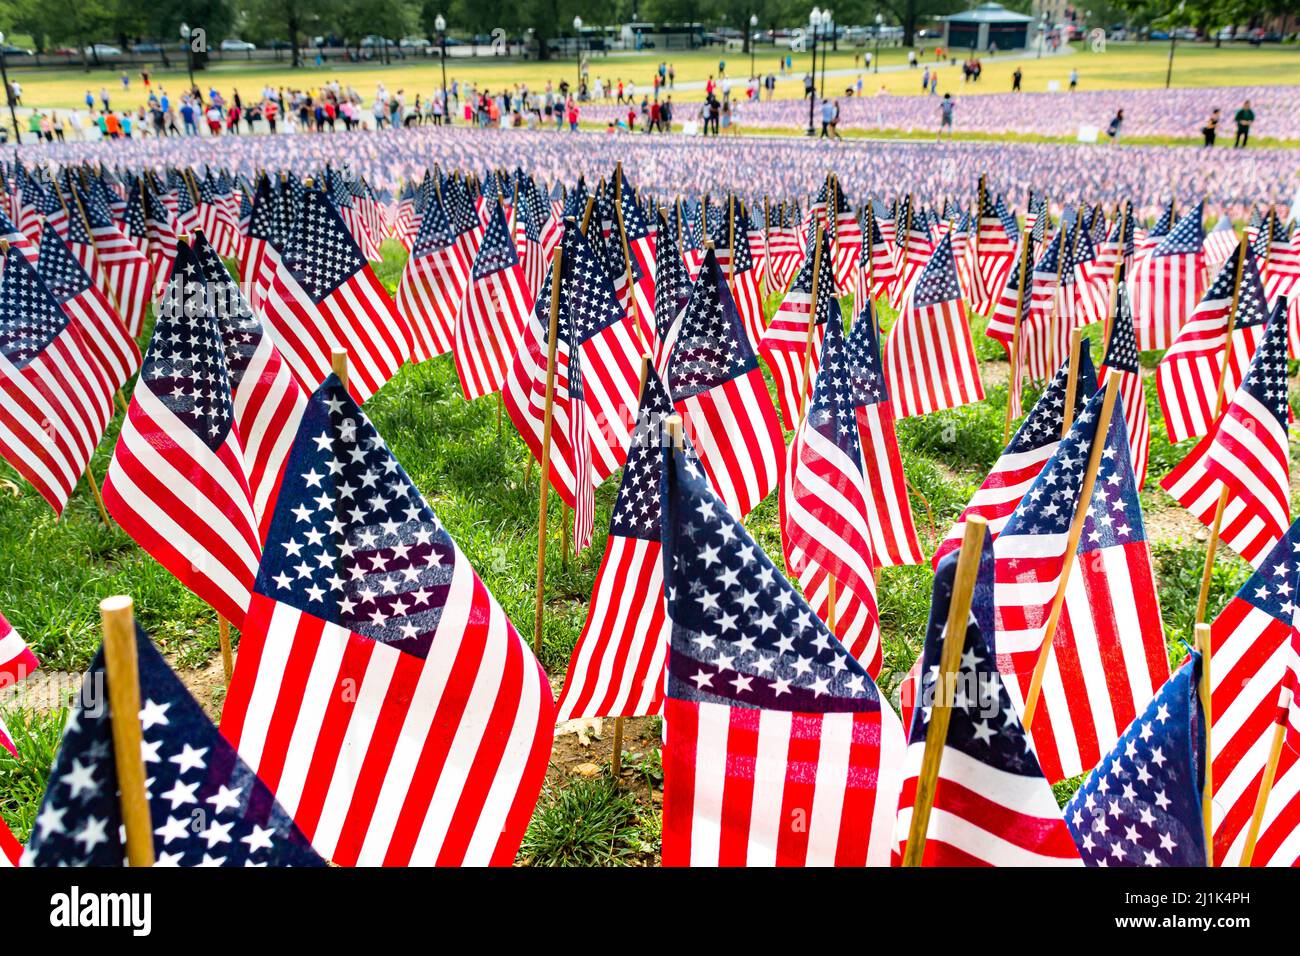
[67,187,152,339]
[818,178,861,294]
[1138,200,1175,257]
[502,222,607,553]
[1157,242,1269,444]
[191,231,306,543]
[667,248,784,521]
[453,198,533,401]
[0,246,113,514]
[972,190,1019,315]
[855,206,899,309]
[660,438,906,866]
[1129,201,1207,351]
[652,210,692,377]
[890,196,933,310]
[397,191,469,363]
[1070,220,1112,328]
[514,176,551,299]
[717,202,765,354]
[993,385,1170,783]
[221,373,554,866]
[262,188,412,403]
[780,305,883,675]
[1018,228,1075,386]
[764,203,801,293]
[103,242,262,626]
[844,304,923,568]
[895,536,1081,866]
[240,176,284,316]
[614,170,657,344]
[1204,214,1239,273]
[1100,280,1150,488]
[1208,518,1300,867]
[195,171,241,259]
[555,367,682,721]
[0,607,37,689]
[22,621,324,867]
[0,815,18,867]
[36,224,140,396]
[0,206,39,264]
[985,234,1035,418]
[760,227,833,430]
[1262,221,1300,357]
[1065,652,1207,866]
[885,232,984,418]
[141,184,179,299]
[1161,298,1290,570]
[11,165,43,243]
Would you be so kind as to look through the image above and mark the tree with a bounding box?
[243,0,337,67]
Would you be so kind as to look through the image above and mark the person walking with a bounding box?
[1233,100,1254,147]
[819,97,837,138]
[937,92,954,140]
[1105,108,1123,144]
[1069,68,1078,92]
[1012,66,1022,91]
[1202,108,1220,147]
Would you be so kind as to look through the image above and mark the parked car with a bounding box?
[360,35,397,48]
[0,45,33,56]
[220,39,256,52]
[399,37,431,49]
[130,42,163,53]
[85,44,123,56]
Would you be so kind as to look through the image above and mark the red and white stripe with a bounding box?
[1128,248,1206,352]
[221,571,553,866]
[397,243,470,363]
[453,264,533,401]
[663,697,906,866]
[0,609,38,688]
[884,295,984,419]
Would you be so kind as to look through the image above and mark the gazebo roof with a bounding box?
[943,2,1035,24]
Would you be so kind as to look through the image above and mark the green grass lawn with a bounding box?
[0,237,1276,863]
[7,41,1299,114]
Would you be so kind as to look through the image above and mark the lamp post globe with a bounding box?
[874,13,883,73]
[435,14,449,124]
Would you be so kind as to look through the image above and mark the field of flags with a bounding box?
[0,141,1298,870]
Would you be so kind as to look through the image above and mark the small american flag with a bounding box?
[502,222,608,552]
[716,203,765,354]
[239,176,284,316]
[0,608,37,693]
[263,188,412,403]
[36,223,140,396]
[22,622,324,867]
[780,305,883,675]
[0,246,114,514]
[191,231,307,543]
[652,210,691,377]
[1204,214,1238,273]
[668,248,784,521]
[70,186,153,338]
[845,303,923,568]
[221,374,554,865]
[0,206,39,264]
[895,536,1080,866]
[103,242,262,626]
[1161,298,1290,570]
[1208,518,1300,867]
[453,197,533,401]
[1100,280,1150,488]
[972,190,1019,315]
[1129,201,1207,351]
[993,385,1170,783]
[884,232,984,418]
[764,203,801,293]
[141,184,178,298]
[661,439,906,866]
[855,205,899,308]
[397,191,469,362]
[555,367,684,721]
[1065,652,1207,866]
[760,227,834,430]
[1157,242,1270,444]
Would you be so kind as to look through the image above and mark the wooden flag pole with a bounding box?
[1022,374,1122,729]
[532,247,565,656]
[99,595,155,867]
[1060,328,1085,439]
[1239,703,1288,866]
[901,515,989,867]
[217,615,233,685]
[1194,622,1214,866]
[1104,203,1130,347]
[1193,237,1249,626]
[611,352,655,777]
[331,347,349,389]
[1002,226,1034,442]
[83,465,112,527]
[799,222,825,419]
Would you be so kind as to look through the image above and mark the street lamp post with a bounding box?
[806,6,820,136]
[874,13,883,73]
[0,34,18,144]
[749,14,758,78]
[436,14,449,124]
[180,23,196,92]
[1037,13,1047,59]
[819,9,831,98]
[573,16,583,95]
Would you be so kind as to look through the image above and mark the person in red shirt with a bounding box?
[649,99,662,132]
[264,98,278,133]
